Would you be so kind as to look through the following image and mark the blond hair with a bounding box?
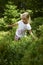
[20,12,29,19]
[20,12,32,24]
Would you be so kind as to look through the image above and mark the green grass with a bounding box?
[0,31,10,40]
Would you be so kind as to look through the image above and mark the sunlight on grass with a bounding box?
[0,31,10,40]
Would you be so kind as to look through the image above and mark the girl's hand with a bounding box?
[29,30,38,41]
[33,36,38,41]
[35,37,38,41]
[6,25,12,27]
[5,22,18,27]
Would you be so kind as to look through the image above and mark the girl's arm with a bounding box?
[6,22,18,27]
[29,30,36,40]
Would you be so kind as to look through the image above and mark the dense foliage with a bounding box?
[0,0,43,17]
[0,0,43,65]
[0,25,43,65]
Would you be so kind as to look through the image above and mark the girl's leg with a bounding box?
[14,35,20,41]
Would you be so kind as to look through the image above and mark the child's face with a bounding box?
[22,17,29,24]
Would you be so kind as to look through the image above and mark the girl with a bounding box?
[8,12,36,40]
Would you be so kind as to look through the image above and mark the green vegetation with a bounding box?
[0,0,43,65]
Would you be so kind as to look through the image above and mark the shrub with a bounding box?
[31,17,43,30]
[0,1,20,31]
[36,25,43,37]
[21,37,43,65]
[0,32,33,65]
[4,1,20,25]
[0,32,43,65]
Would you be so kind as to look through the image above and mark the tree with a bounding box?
[4,1,20,25]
